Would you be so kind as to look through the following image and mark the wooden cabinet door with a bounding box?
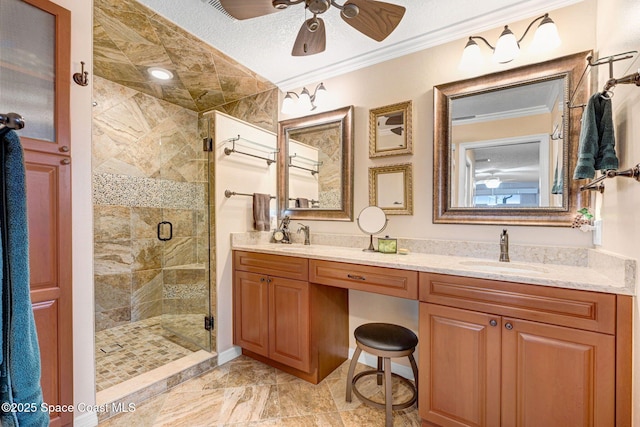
[233,271,269,357]
[25,149,72,427]
[501,318,615,427]
[269,277,310,372]
[420,303,501,427]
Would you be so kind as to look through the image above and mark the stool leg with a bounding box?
[383,357,392,427]
[346,347,362,402]
[409,352,419,405]
[377,356,383,385]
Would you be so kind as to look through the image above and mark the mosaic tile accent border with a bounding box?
[93,172,206,209]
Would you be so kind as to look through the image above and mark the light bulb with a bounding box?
[531,15,561,52]
[459,38,483,70]
[147,67,173,80]
[313,83,328,107]
[298,87,312,111]
[493,26,520,63]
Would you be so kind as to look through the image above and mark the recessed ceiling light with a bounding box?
[148,67,173,80]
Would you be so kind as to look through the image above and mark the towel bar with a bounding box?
[225,190,275,199]
[580,164,640,193]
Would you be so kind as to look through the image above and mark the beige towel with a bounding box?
[253,193,271,231]
[295,198,309,208]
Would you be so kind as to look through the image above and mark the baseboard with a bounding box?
[348,348,415,381]
[74,410,98,427]
[217,346,242,365]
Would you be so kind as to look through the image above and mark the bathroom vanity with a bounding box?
[232,243,633,427]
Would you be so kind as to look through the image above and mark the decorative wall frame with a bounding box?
[369,100,412,158]
[369,163,413,215]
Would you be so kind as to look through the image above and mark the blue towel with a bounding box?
[0,128,48,427]
[573,93,619,179]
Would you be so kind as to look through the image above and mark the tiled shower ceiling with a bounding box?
[93,0,275,112]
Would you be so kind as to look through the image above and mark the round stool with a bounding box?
[345,323,418,427]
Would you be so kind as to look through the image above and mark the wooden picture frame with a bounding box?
[369,163,413,215]
[369,100,412,158]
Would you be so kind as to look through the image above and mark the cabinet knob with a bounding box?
[505,322,514,330]
[489,319,498,327]
[60,158,71,165]
[59,146,70,153]
[260,277,266,283]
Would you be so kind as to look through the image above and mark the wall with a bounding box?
[45,0,96,424]
[279,0,599,359]
[92,76,208,340]
[594,0,640,423]
[207,111,277,360]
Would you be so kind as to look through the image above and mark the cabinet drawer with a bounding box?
[419,273,616,334]
[234,251,308,281]
[310,260,418,299]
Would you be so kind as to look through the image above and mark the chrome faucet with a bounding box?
[279,216,292,244]
[499,229,510,262]
[297,223,310,245]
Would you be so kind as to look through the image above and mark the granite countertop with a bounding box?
[231,242,636,296]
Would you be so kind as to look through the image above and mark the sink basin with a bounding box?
[459,260,548,275]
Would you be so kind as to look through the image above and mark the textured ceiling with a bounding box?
[137,0,582,90]
[93,0,275,112]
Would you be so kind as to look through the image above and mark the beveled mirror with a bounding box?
[369,163,413,215]
[433,51,591,226]
[278,106,354,221]
[369,100,412,157]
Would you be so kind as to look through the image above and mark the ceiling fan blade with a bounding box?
[341,0,405,42]
[292,18,326,56]
[384,112,403,126]
[218,0,280,20]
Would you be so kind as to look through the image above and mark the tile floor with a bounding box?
[95,317,200,391]
[98,355,420,426]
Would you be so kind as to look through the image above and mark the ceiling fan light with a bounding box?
[272,0,290,9]
[341,3,359,19]
[493,26,519,63]
[531,15,561,51]
[485,177,501,189]
[459,38,483,70]
[281,92,296,114]
[299,87,313,111]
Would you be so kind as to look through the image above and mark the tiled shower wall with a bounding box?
[92,76,208,333]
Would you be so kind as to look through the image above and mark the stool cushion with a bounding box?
[354,323,418,352]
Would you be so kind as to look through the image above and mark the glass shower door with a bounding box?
[158,116,211,352]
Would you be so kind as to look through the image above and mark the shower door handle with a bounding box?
[157,221,173,241]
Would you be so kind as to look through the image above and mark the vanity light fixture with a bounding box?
[282,82,328,114]
[147,67,174,80]
[460,13,561,68]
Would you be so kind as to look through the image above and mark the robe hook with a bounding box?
[73,61,89,87]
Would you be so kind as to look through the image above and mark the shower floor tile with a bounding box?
[95,317,197,391]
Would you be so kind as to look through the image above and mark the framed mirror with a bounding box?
[369,100,412,157]
[433,51,591,226]
[369,163,413,215]
[278,106,354,221]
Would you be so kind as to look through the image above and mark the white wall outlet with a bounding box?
[593,219,603,246]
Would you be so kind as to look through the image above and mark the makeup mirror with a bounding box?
[357,206,388,252]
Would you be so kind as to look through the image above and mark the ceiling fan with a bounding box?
[219,0,406,56]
